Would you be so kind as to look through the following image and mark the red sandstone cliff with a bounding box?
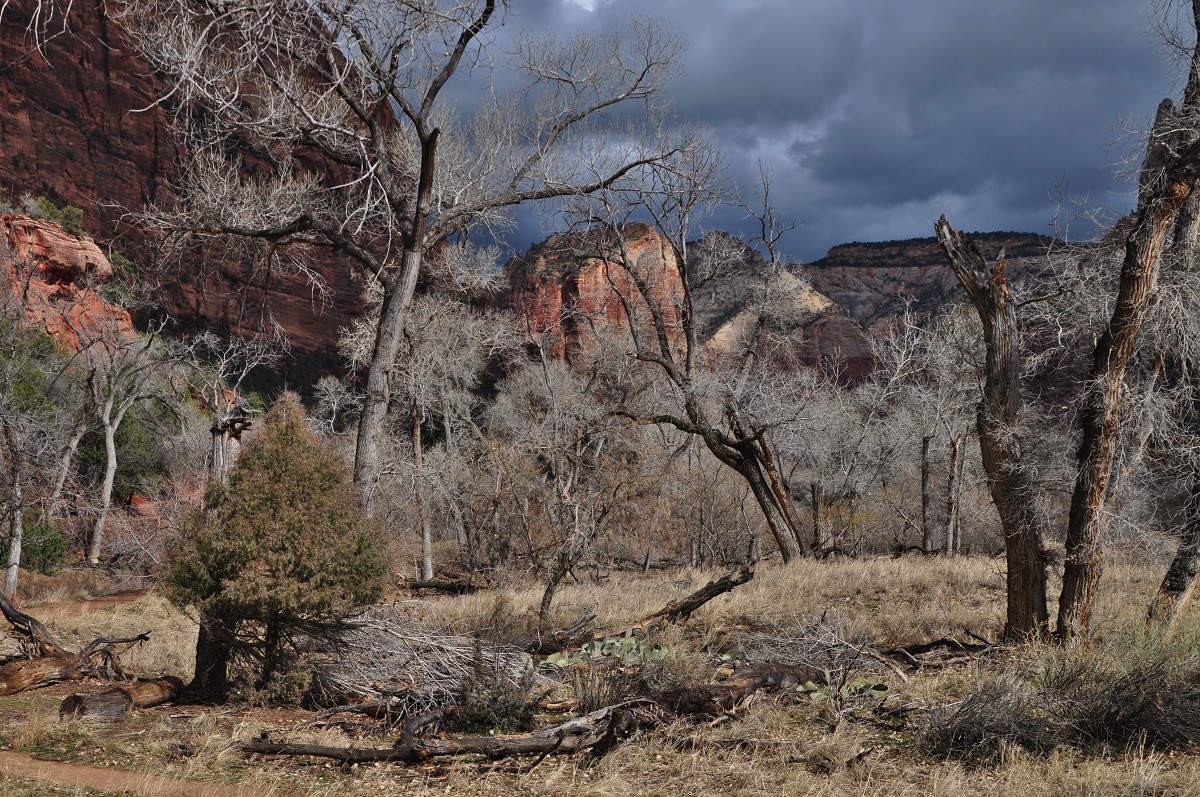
[0,213,133,348]
[502,226,874,377]
[0,0,359,353]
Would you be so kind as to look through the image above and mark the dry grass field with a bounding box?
[1,554,1198,796]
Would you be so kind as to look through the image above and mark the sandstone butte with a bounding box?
[0,213,134,350]
[501,224,876,379]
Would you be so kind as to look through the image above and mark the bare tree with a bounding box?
[340,262,518,581]
[173,332,286,490]
[0,298,68,596]
[937,218,1053,641]
[1056,0,1200,639]
[562,141,819,561]
[117,0,685,514]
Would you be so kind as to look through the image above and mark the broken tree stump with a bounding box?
[60,676,184,720]
[0,595,153,696]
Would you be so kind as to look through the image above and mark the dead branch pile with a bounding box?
[245,699,667,764]
[307,606,541,722]
[738,612,894,679]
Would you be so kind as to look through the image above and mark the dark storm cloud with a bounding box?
[485,0,1179,262]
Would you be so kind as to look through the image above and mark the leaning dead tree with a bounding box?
[936,219,1051,642]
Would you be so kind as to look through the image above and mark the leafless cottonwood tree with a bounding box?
[940,0,1200,638]
[117,0,685,513]
[570,146,817,562]
[62,315,179,563]
[937,220,1054,641]
[1056,0,1200,639]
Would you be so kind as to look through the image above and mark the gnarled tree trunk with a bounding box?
[937,217,1050,641]
[1058,84,1200,641]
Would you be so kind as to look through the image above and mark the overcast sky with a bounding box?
[487,0,1182,263]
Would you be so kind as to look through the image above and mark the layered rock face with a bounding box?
[0,213,133,349]
[804,232,1053,332]
[0,1,359,353]
[502,226,874,377]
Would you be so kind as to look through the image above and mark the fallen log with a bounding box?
[643,566,754,627]
[0,656,86,695]
[664,663,825,715]
[243,700,663,764]
[404,579,481,595]
[528,567,755,655]
[60,676,184,721]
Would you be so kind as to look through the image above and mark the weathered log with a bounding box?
[0,656,85,695]
[59,676,184,720]
[404,579,480,595]
[243,700,663,764]
[643,566,754,626]
[0,595,152,695]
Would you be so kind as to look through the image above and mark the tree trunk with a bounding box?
[937,217,1050,641]
[1058,96,1199,640]
[920,434,933,554]
[5,466,22,599]
[412,397,433,582]
[944,430,965,556]
[60,677,184,721]
[87,420,119,563]
[1149,467,1200,628]
[810,482,827,553]
[353,133,438,514]
[187,620,230,701]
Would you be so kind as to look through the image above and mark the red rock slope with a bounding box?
[0,213,133,349]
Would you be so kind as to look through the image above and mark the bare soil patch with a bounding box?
[0,749,244,796]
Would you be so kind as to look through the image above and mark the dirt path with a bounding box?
[32,590,148,620]
[0,750,246,796]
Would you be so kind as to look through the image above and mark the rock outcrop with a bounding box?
[502,226,874,377]
[0,213,133,349]
[804,232,1054,332]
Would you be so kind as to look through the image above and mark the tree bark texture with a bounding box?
[187,621,230,701]
[921,434,933,553]
[59,676,184,720]
[944,431,965,556]
[937,217,1050,641]
[1058,93,1200,640]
